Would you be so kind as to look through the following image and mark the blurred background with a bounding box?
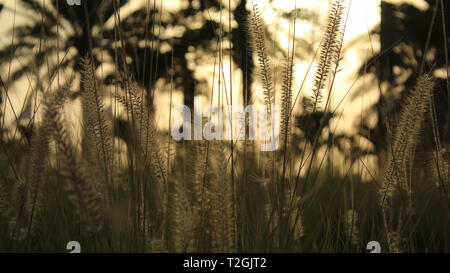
[0,0,449,252]
[0,0,441,174]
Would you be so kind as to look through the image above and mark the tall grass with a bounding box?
[0,0,449,253]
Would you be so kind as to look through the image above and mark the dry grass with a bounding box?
[0,0,449,253]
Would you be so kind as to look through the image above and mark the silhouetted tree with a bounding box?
[103,1,222,110]
[360,0,450,154]
[0,0,130,144]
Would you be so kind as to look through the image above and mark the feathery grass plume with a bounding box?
[344,209,360,247]
[23,126,51,211]
[427,146,450,191]
[184,141,198,201]
[236,7,255,106]
[249,2,274,116]
[0,182,9,217]
[0,180,16,239]
[387,231,402,253]
[12,79,66,232]
[80,57,114,198]
[272,180,304,249]
[11,78,74,242]
[271,184,304,248]
[186,140,210,223]
[116,81,169,241]
[165,136,176,174]
[280,56,294,147]
[380,75,434,208]
[19,114,53,241]
[169,177,195,252]
[192,140,212,250]
[117,82,168,189]
[44,86,104,233]
[9,179,29,242]
[193,140,209,207]
[278,57,295,245]
[308,0,346,112]
[149,238,169,253]
[209,141,236,253]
